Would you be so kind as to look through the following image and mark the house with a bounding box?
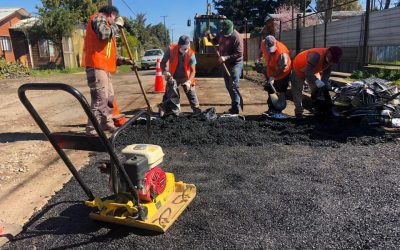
[0,8,30,63]
[10,16,63,68]
[2,7,85,69]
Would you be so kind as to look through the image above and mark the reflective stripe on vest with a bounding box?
[260,40,292,80]
[169,44,196,85]
[293,48,331,79]
[106,39,112,59]
[82,13,117,73]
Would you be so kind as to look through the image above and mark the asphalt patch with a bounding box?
[4,116,400,249]
[116,115,400,148]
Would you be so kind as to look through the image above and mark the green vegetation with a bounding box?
[351,69,400,86]
[0,59,30,79]
[117,65,135,73]
[29,67,84,77]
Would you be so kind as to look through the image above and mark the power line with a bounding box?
[119,0,137,17]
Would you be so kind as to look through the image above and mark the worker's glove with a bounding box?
[268,77,275,86]
[182,80,191,89]
[218,56,228,64]
[315,79,325,88]
[123,58,134,65]
[163,71,171,79]
[115,17,124,28]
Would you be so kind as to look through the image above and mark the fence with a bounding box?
[246,6,400,72]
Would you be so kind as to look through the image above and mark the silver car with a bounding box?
[140,49,164,70]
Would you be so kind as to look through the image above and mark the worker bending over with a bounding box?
[260,35,292,119]
[160,35,201,116]
[292,46,342,118]
[83,5,134,135]
[206,20,244,114]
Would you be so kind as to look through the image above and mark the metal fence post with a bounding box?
[324,18,327,47]
[296,14,301,55]
[362,0,371,66]
[313,26,316,48]
[279,21,282,41]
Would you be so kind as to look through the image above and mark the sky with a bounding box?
[0,0,215,43]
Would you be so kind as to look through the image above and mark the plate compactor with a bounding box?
[18,83,196,233]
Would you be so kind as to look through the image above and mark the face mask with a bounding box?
[179,47,188,54]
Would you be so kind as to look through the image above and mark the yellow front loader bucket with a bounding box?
[85,173,196,232]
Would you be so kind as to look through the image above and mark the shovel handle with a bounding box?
[120,28,153,113]
[215,48,231,78]
[270,81,278,94]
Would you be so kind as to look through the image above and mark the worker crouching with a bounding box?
[292,46,343,118]
[160,35,201,116]
[260,35,292,119]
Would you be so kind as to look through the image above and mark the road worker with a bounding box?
[160,35,201,116]
[260,35,292,119]
[291,46,343,118]
[206,19,244,114]
[83,5,134,135]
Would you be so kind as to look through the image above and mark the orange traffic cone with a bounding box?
[112,99,126,127]
[154,58,165,93]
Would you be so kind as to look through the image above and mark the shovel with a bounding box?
[120,27,153,113]
[269,81,287,111]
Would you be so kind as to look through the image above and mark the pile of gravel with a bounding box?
[115,115,399,149]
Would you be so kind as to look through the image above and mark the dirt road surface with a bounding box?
[0,69,275,241]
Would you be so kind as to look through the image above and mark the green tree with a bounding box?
[125,13,170,53]
[148,23,170,48]
[316,0,362,12]
[119,34,139,60]
[33,0,108,68]
[212,0,284,32]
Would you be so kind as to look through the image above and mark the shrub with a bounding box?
[0,59,30,79]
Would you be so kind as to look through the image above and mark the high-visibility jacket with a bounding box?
[82,13,117,73]
[260,40,292,80]
[169,44,196,85]
[293,48,332,80]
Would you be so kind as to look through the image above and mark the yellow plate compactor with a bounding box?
[18,83,196,233]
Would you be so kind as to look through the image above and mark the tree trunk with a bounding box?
[384,0,391,8]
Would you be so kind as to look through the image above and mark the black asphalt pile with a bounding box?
[116,115,400,148]
[4,116,400,249]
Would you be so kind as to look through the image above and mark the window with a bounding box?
[0,36,12,52]
[144,50,163,56]
[49,41,55,57]
[39,40,56,57]
[39,39,49,57]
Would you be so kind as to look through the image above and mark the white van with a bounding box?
[140,49,164,70]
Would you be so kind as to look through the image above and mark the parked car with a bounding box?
[140,49,163,70]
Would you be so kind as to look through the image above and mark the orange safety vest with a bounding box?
[82,13,117,73]
[293,48,332,80]
[260,40,292,80]
[169,44,196,85]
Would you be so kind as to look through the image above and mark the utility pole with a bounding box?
[108,0,114,6]
[161,16,168,47]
